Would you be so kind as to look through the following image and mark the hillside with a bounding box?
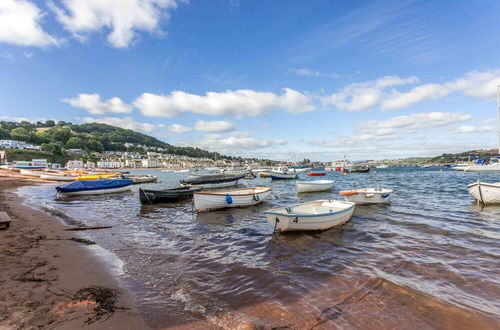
[429,149,499,163]
[0,120,227,160]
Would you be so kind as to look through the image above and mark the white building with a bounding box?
[32,159,48,167]
[0,151,7,165]
[125,159,142,168]
[0,140,40,150]
[97,161,124,169]
[66,160,84,169]
[141,159,159,168]
[86,161,96,169]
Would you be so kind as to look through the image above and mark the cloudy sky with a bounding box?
[1,0,500,161]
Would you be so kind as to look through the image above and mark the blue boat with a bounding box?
[56,179,133,196]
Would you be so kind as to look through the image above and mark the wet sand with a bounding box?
[0,172,148,329]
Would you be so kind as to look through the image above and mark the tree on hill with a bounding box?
[0,127,10,139]
[10,127,31,142]
[65,137,85,149]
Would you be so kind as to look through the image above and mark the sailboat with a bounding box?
[464,86,500,172]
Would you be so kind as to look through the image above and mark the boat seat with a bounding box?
[313,206,333,214]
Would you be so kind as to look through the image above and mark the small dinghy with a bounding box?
[56,179,133,197]
[194,187,273,211]
[139,186,202,204]
[339,188,394,204]
[296,180,334,193]
[125,175,158,184]
[467,180,500,204]
[270,167,298,180]
[264,200,355,232]
[180,174,245,189]
[41,173,77,181]
[20,169,43,177]
[307,172,326,177]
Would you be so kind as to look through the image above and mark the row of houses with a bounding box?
[0,140,41,150]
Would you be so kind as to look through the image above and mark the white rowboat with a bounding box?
[270,167,298,180]
[296,180,334,193]
[194,187,273,211]
[467,180,500,204]
[40,173,77,181]
[20,169,43,177]
[339,188,394,205]
[264,200,355,232]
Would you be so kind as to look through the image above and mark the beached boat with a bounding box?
[20,169,43,177]
[125,175,158,184]
[40,173,77,181]
[139,186,202,204]
[76,174,117,180]
[270,167,298,180]
[56,179,133,197]
[307,172,326,177]
[180,174,245,188]
[339,188,394,204]
[194,187,273,211]
[296,180,334,193]
[264,200,355,232]
[467,180,500,204]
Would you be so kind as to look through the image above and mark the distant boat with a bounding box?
[289,166,311,174]
[339,188,394,204]
[220,167,251,175]
[19,169,43,177]
[467,180,500,204]
[125,175,158,184]
[296,180,334,193]
[464,157,500,172]
[270,167,298,180]
[344,164,370,173]
[264,200,355,232]
[307,172,326,177]
[180,174,245,188]
[193,187,272,211]
[174,169,190,173]
[375,165,389,169]
[56,179,133,197]
[139,186,202,204]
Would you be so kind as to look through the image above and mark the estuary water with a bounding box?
[18,167,500,329]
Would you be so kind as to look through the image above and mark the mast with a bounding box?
[497,85,500,155]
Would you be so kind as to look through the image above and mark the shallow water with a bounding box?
[18,167,500,329]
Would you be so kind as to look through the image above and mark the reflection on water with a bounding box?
[18,168,500,328]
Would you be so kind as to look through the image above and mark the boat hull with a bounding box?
[40,174,76,181]
[340,188,393,205]
[183,179,241,189]
[270,172,298,180]
[467,181,500,204]
[139,187,202,204]
[20,169,43,177]
[296,180,334,193]
[59,185,132,197]
[307,172,326,177]
[194,187,272,211]
[289,168,311,174]
[265,200,355,232]
[464,165,500,172]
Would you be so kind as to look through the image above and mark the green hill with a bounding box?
[0,120,228,161]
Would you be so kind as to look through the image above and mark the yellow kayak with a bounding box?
[76,174,117,180]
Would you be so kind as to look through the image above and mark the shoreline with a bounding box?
[0,173,149,329]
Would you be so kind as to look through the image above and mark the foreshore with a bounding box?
[0,171,148,329]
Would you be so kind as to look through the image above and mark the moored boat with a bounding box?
[180,174,245,189]
[307,172,326,177]
[194,187,273,211]
[339,188,394,204]
[264,200,355,232]
[56,179,133,197]
[125,175,158,184]
[296,180,334,193]
[139,186,202,204]
[20,169,43,177]
[40,173,77,181]
[270,167,298,180]
[467,180,500,204]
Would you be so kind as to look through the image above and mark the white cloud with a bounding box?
[133,88,315,118]
[188,133,288,152]
[168,123,192,133]
[194,120,235,133]
[452,125,495,134]
[287,68,341,78]
[50,0,180,48]
[322,75,419,111]
[0,115,51,123]
[0,0,60,47]
[62,93,132,115]
[323,70,500,112]
[80,116,158,133]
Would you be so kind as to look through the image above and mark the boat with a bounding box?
[344,164,370,173]
[375,165,389,169]
[270,167,298,180]
[20,169,43,177]
[180,174,245,188]
[464,157,500,172]
[289,166,311,174]
[56,179,133,197]
[259,172,271,178]
[264,200,355,232]
[296,180,334,193]
[139,186,202,204]
[339,188,394,204]
[220,167,251,176]
[40,173,77,181]
[124,175,158,184]
[307,172,326,177]
[174,169,190,173]
[194,187,273,211]
[11,165,45,170]
[251,169,270,175]
[76,174,117,180]
[328,160,351,172]
[467,180,500,204]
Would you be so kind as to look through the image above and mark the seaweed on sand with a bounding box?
[73,286,118,324]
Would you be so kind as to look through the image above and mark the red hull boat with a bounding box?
[307,172,326,176]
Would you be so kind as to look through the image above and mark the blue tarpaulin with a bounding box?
[56,179,133,193]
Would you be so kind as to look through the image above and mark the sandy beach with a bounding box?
[0,171,148,329]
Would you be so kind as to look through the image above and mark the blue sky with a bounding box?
[1,0,500,161]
